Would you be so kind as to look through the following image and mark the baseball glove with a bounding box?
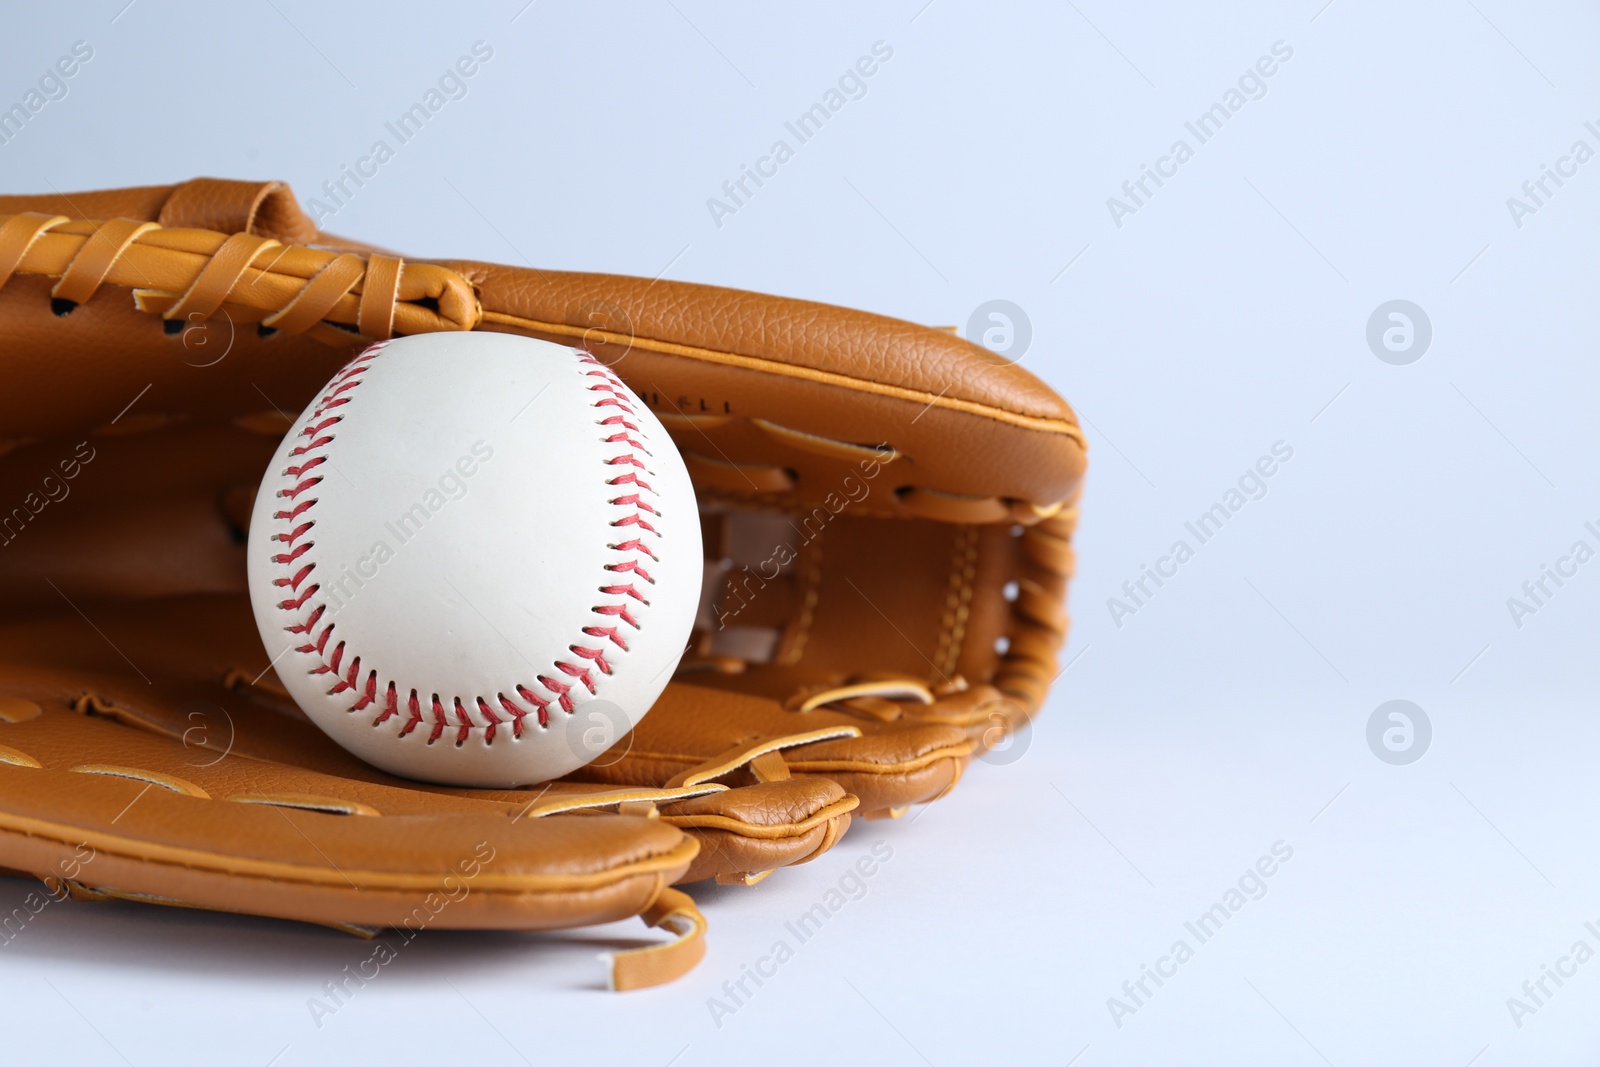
[0,180,1082,917]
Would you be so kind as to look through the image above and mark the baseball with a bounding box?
[245,332,701,787]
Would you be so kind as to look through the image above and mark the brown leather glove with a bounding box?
[0,179,1082,904]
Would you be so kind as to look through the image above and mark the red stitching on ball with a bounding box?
[271,341,664,747]
[602,431,649,451]
[496,694,527,738]
[276,583,320,611]
[609,537,659,562]
[273,521,315,545]
[607,472,655,493]
[352,671,378,711]
[568,644,613,675]
[288,435,336,457]
[608,493,659,516]
[583,624,629,651]
[610,514,659,536]
[315,379,363,404]
[592,602,640,629]
[604,559,654,583]
[275,564,315,590]
[428,695,448,744]
[271,541,314,565]
[556,659,599,694]
[301,415,343,439]
[397,689,422,736]
[280,476,324,500]
[318,640,345,676]
[515,685,551,728]
[476,698,501,745]
[537,673,576,713]
[341,656,361,694]
[287,605,324,636]
[375,681,400,725]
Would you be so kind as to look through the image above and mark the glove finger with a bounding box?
[0,697,698,932]
[0,587,860,887]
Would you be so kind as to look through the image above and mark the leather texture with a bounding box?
[0,177,1084,984]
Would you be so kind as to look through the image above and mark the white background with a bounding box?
[3,1,1599,1063]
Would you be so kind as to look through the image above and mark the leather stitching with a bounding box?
[785,742,973,776]
[0,811,699,891]
[779,537,823,665]
[933,526,979,680]
[659,795,859,838]
[480,310,1086,440]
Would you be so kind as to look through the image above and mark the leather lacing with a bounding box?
[0,212,1065,529]
[759,499,1079,745]
[0,212,478,345]
[658,728,862,884]
[1,213,1072,527]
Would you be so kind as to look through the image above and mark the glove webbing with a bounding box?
[0,212,476,346]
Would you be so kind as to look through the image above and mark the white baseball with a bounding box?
[246,333,701,787]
